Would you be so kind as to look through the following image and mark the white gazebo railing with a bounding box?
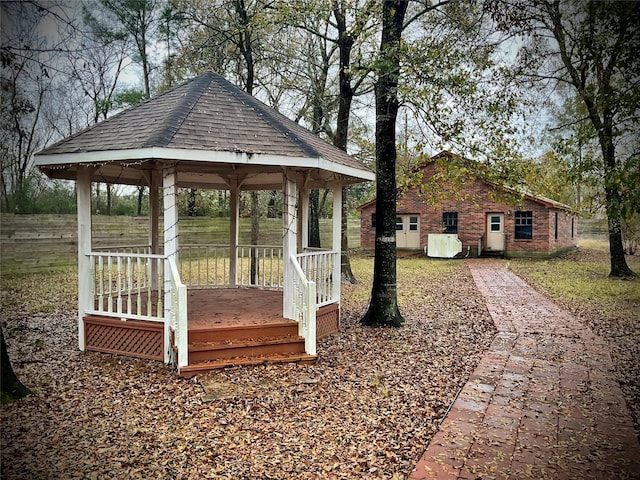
[290,255,316,355]
[178,244,229,287]
[92,245,152,255]
[88,251,165,321]
[88,247,338,314]
[296,250,339,307]
[179,244,338,306]
[237,245,284,288]
[179,244,284,288]
[168,257,188,368]
[85,246,338,365]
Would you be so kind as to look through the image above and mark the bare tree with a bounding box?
[299,20,339,249]
[85,0,165,214]
[74,3,130,124]
[331,1,378,284]
[0,1,65,212]
[90,0,162,98]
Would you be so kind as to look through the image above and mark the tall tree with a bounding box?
[88,0,164,214]
[361,0,408,327]
[230,0,262,283]
[75,2,130,124]
[488,0,638,277]
[173,0,274,280]
[300,17,338,249]
[72,3,132,215]
[332,0,377,284]
[278,0,378,281]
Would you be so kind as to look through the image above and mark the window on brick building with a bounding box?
[555,212,558,239]
[409,216,419,231]
[371,213,376,227]
[396,216,403,230]
[515,211,533,239]
[442,212,458,234]
[571,218,574,238]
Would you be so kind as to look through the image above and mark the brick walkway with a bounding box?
[409,260,640,479]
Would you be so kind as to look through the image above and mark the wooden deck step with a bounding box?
[176,318,312,376]
[178,352,317,377]
[188,336,305,363]
[188,321,298,343]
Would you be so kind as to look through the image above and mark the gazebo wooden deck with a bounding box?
[34,71,373,375]
[83,288,339,376]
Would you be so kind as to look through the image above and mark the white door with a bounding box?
[396,215,420,248]
[486,214,505,251]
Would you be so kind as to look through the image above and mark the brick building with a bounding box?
[358,151,578,258]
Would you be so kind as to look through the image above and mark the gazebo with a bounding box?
[34,71,374,376]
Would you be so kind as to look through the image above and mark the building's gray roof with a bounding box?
[36,71,372,187]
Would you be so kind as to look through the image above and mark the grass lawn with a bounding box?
[508,240,640,322]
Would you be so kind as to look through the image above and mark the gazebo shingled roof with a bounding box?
[35,71,373,189]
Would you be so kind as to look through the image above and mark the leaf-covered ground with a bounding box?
[1,257,495,479]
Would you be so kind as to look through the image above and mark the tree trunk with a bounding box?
[137,186,145,216]
[95,183,101,214]
[607,206,633,277]
[188,188,197,217]
[309,189,321,248]
[1,326,31,403]
[603,144,634,277]
[106,184,112,215]
[361,0,407,328]
[267,190,277,218]
[250,191,260,284]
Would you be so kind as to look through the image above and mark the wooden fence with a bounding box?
[0,214,361,274]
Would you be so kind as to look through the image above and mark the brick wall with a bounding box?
[358,162,578,257]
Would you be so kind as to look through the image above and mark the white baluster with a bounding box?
[136,256,142,316]
[107,256,113,313]
[116,256,122,314]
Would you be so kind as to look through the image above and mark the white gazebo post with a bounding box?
[332,184,342,304]
[229,176,240,287]
[162,164,179,362]
[282,169,298,319]
[76,166,93,351]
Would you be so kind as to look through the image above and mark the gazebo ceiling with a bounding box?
[34,71,374,189]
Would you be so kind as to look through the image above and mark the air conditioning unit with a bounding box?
[427,234,462,258]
